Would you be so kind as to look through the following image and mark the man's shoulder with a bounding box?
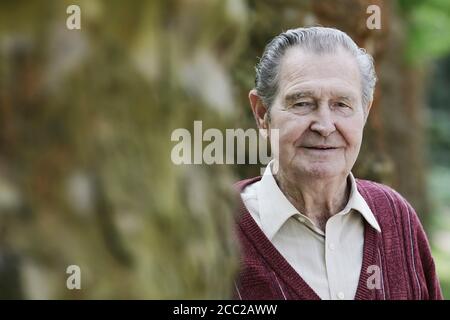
[356,178,408,204]
[355,177,419,223]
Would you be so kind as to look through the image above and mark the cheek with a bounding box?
[337,120,365,150]
[271,113,309,146]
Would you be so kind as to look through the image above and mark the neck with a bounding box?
[273,165,350,231]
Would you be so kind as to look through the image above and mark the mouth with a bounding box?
[302,145,338,150]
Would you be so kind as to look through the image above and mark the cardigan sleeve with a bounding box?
[408,202,444,300]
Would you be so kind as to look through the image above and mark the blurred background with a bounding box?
[0,0,449,299]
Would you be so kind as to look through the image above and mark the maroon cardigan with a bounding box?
[233,177,443,300]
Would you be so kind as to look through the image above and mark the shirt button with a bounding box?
[328,243,336,251]
[337,292,345,300]
[298,217,306,223]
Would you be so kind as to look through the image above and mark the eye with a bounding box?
[294,101,313,108]
[334,102,350,108]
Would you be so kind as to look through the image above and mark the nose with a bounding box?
[309,106,336,137]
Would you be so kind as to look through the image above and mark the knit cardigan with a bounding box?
[233,176,443,300]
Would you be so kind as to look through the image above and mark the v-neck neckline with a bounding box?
[235,176,379,300]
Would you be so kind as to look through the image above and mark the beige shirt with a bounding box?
[240,161,381,300]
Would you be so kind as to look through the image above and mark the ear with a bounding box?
[249,89,269,130]
[364,99,373,124]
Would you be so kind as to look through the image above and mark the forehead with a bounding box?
[277,46,362,101]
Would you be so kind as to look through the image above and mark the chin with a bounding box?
[296,162,342,179]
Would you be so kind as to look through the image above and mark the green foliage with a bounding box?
[399,0,450,63]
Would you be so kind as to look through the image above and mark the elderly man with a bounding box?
[233,27,442,300]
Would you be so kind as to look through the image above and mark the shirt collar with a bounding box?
[257,160,381,240]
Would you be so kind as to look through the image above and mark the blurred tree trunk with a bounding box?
[0,0,242,299]
[376,5,430,227]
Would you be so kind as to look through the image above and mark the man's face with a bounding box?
[267,46,368,179]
